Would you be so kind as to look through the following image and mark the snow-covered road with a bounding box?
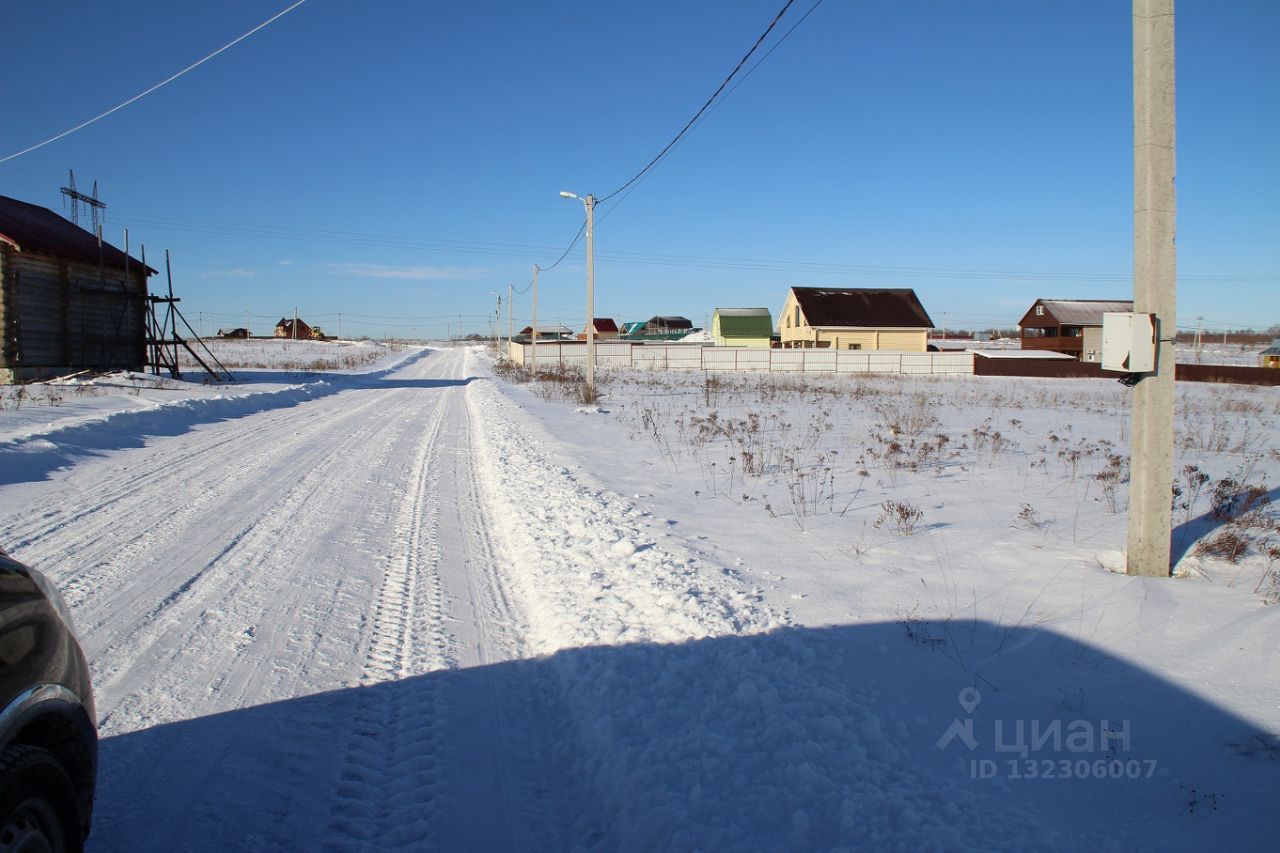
[3,349,599,848]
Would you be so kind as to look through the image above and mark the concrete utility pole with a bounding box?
[560,191,596,399]
[531,264,539,375]
[507,282,513,359]
[584,194,596,397]
[293,307,299,341]
[1128,0,1177,577]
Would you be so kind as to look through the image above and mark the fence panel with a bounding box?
[506,343,978,377]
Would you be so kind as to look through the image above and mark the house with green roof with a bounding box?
[712,308,774,348]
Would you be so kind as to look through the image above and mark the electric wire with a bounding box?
[596,0,826,227]
[596,0,798,205]
[0,1,310,165]
[537,221,587,273]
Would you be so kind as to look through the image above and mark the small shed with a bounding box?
[712,307,773,347]
[1,194,154,382]
[217,328,250,339]
[1018,299,1133,361]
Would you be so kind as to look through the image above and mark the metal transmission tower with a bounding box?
[60,170,106,233]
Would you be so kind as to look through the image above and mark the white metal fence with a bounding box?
[506,341,974,376]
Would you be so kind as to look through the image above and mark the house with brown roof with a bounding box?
[578,318,619,340]
[778,287,934,350]
[1018,299,1133,361]
[1,194,154,382]
[275,317,315,339]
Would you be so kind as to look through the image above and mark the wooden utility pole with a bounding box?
[1128,0,1177,577]
[531,264,539,374]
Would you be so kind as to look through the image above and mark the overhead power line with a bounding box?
[596,0,827,226]
[0,0,310,165]
[597,0,800,204]
[538,221,587,273]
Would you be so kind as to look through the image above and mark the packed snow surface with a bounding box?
[1,343,1277,850]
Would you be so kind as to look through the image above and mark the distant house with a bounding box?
[517,324,574,341]
[621,316,696,341]
[579,318,619,340]
[646,316,693,333]
[1260,339,1280,369]
[1018,299,1133,361]
[778,287,934,350]
[275,317,314,339]
[1,194,154,382]
[217,328,250,339]
[712,308,773,347]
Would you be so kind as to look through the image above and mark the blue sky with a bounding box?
[1,1,1275,339]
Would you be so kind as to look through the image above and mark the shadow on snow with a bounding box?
[0,350,476,487]
[90,620,1279,852]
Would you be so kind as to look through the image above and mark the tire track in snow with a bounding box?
[437,374,588,850]
[90,388,415,732]
[323,381,456,851]
[1,386,396,619]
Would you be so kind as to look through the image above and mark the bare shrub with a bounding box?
[1176,464,1211,520]
[1092,455,1130,514]
[873,393,939,439]
[875,499,925,536]
[1195,529,1249,562]
[1254,542,1280,604]
[1016,503,1047,530]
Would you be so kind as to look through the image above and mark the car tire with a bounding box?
[0,744,83,853]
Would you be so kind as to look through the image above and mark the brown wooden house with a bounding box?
[1018,299,1133,361]
[1,194,154,382]
[275,317,314,339]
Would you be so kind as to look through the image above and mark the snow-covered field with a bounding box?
[1,341,1276,850]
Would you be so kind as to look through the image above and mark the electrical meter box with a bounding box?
[1101,312,1157,373]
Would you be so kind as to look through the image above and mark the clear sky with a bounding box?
[1,1,1275,339]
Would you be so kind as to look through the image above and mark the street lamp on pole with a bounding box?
[488,290,501,352]
[560,190,596,401]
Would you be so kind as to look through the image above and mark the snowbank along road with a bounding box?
[2,347,1274,850]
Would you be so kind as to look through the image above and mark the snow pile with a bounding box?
[467,377,779,652]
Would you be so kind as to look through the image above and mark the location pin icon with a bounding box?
[959,687,981,714]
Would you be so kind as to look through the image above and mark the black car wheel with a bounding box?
[0,745,82,853]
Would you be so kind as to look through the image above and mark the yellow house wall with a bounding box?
[778,292,807,346]
[824,330,878,350]
[877,330,928,351]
